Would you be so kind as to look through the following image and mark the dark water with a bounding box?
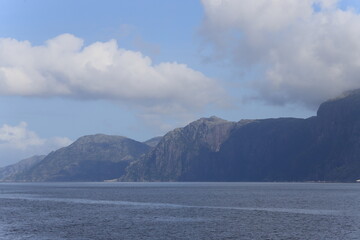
[0,182,360,240]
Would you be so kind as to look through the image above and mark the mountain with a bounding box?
[0,155,45,181]
[122,116,239,181]
[143,136,163,147]
[299,89,360,181]
[4,90,360,182]
[210,117,316,181]
[15,134,151,182]
[122,90,360,182]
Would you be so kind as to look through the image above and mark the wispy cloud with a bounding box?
[201,0,360,107]
[0,122,72,166]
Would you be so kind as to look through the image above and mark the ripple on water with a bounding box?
[0,182,360,240]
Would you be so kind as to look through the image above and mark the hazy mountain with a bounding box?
[143,136,163,147]
[0,155,45,181]
[122,90,360,182]
[15,134,151,182]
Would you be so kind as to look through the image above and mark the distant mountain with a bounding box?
[14,134,151,182]
[0,155,45,181]
[122,90,360,182]
[143,136,163,147]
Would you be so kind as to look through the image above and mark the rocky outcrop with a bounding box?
[122,116,239,181]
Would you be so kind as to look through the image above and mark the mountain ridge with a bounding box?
[4,89,360,182]
[122,89,360,182]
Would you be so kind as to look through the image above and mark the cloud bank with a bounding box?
[0,34,225,115]
[0,122,72,167]
[201,0,360,107]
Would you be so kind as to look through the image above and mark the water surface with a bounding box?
[0,182,359,239]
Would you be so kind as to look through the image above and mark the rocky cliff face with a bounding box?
[302,89,360,181]
[212,117,315,181]
[122,116,239,181]
[123,90,360,182]
[15,134,151,182]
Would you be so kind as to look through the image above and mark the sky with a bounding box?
[1,0,360,166]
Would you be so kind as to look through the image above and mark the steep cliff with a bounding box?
[123,90,360,182]
[123,116,240,181]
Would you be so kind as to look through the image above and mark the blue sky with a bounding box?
[1,0,360,166]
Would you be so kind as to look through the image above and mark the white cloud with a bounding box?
[0,34,225,115]
[0,122,44,149]
[0,122,72,167]
[201,0,360,107]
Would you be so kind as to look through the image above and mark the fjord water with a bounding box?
[0,182,360,240]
